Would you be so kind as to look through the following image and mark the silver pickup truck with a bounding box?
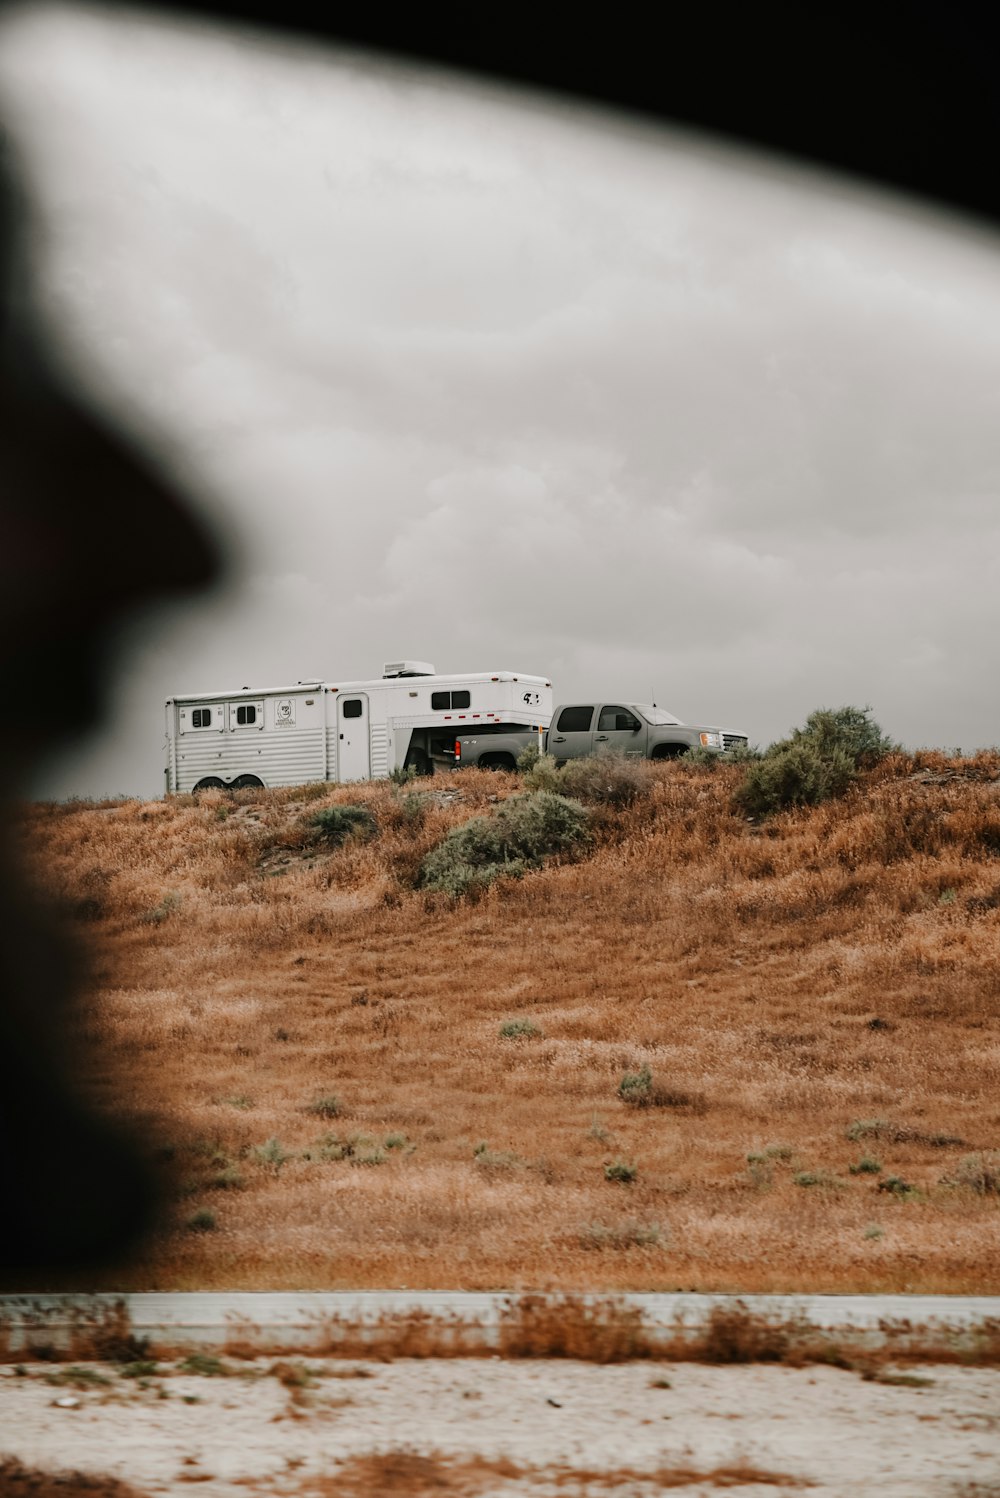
[454,701,748,771]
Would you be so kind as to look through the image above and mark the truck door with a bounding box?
[338,694,371,781]
[548,704,595,762]
[595,704,647,756]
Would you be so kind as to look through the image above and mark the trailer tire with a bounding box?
[404,749,432,776]
[230,775,264,790]
[193,777,225,791]
[480,753,517,772]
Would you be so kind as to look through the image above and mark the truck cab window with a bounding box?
[599,706,640,732]
[342,699,363,719]
[557,706,594,733]
[236,704,256,726]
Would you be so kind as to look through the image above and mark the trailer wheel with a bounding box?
[193,777,225,791]
[404,749,432,777]
[230,775,264,790]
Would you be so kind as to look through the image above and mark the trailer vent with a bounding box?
[382,660,436,678]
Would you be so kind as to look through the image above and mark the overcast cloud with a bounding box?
[2,4,1000,797]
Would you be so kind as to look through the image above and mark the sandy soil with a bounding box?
[1,1357,998,1496]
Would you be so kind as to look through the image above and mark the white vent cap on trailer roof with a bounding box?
[382,660,436,678]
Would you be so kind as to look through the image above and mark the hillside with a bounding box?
[16,752,1000,1294]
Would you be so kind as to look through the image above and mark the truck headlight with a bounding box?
[699,732,722,749]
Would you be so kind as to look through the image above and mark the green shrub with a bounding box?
[119,1360,161,1379]
[307,804,377,846]
[877,1175,917,1197]
[499,1018,542,1040]
[349,1144,387,1168]
[579,1219,662,1250]
[618,1067,653,1106]
[473,1142,521,1173]
[253,1137,291,1173]
[617,1066,703,1111]
[210,1166,245,1191]
[560,752,647,807]
[790,705,895,764]
[944,1152,1000,1194]
[605,1159,638,1184]
[396,793,426,830]
[846,1118,892,1142]
[390,765,417,786]
[681,746,723,768]
[516,742,541,773]
[178,1353,228,1376]
[419,791,589,897]
[793,1170,842,1189]
[306,1094,342,1120]
[522,751,561,792]
[734,705,892,819]
[142,891,181,925]
[747,1144,794,1163]
[735,742,855,819]
[849,1156,883,1176]
[185,1208,216,1233]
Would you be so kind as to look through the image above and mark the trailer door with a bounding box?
[338,694,371,781]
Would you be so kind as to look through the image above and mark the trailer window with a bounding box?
[452,690,471,709]
[431,690,472,710]
[342,698,363,719]
[236,704,257,726]
[191,708,213,728]
[556,706,594,733]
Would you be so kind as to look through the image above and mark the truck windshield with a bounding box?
[635,704,682,726]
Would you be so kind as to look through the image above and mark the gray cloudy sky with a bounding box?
[3,4,1000,798]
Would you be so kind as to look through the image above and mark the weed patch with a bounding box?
[306,1094,342,1120]
[307,805,377,847]
[499,1018,541,1040]
[604,1159,638,1184]
[944,1152,1000,1194]
[419,791,589,897]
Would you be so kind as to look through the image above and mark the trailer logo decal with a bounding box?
[275,698,296,727]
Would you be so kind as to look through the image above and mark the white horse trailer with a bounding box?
[164,662,552,793]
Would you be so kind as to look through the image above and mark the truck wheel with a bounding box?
[193,777,225,791]
[481,753,517,772]
[652,745,688,760]
[230,775,264,790]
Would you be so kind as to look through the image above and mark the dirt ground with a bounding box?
[1,1356,998,1496]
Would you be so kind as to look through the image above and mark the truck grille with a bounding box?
[722,734,748,752]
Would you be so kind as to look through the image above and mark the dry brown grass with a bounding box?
[293,1450,808,1495]
[0,1458,150,1497]
[13,753,1000,1293]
